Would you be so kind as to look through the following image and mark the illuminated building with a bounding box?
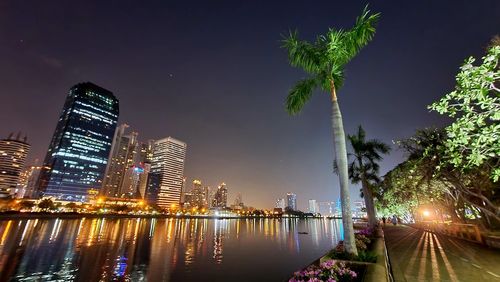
[0,133,30,198]
[308,199,319,213]
[17,163,43,198]
[212,182,227,208]
[187,179,209,208]
[318,201,335,216]
[353,200,366,218]
[102,124,138,197]
[286,192,297,211]
[36,82,119,201]
[147,137,186,208]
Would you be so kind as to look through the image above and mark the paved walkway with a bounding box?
[383,225,500,282]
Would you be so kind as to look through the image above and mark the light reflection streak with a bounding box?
[19,220,30,246]
[428,231,440,280]
[432,233,458,281]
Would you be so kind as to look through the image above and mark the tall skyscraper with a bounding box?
[0,133,30,198]
[36,82,119,201]
[286,192,297,211]
[147,137,186,208]
[102,124,138,197]
[212,182,228,208]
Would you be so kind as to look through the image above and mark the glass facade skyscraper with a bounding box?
[36,82,119,201]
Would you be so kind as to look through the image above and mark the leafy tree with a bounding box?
[38,198,55,211]
[282,5,380,255]
[347,126,390,228]
[429,45,500,181]
[381,128,500,229]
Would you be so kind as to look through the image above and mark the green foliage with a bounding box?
[429,46,500,181]
[282,5,380,114]
[347,125,390,185]
[379,128,500,228]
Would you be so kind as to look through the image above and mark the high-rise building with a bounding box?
[0,133,30,198]
[308,199,319,213]
[17,163,43,199]
[36,82,119,201]
[147,137,186,208]
[212,182,227,208]
[188,179,207,208]
[275,198,285,209]
[286,192,297,211]
[102,124,138,197]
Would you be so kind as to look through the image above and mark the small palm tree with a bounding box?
[282,5,380,255]
[347,125,390,228]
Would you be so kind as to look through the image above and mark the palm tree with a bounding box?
[347,125,390,228]
[282,5,380,255]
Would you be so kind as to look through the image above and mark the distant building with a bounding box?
[275,198,285,209]
[212,182,228,208]
[17,163,43,198]
[353,200,366,218]
[308,199,319,213]
[318,201,335,216]
[0,133,30,198]
[188,179,208,208]
[286,192,297,211]
[102,124,138,198]
[36,82,119,201]
[147,137,186,209]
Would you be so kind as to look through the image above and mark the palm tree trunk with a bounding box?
[330,82,357,256]
[362,178,378,228]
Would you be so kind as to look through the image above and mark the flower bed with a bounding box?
[289,259,358,282]
[289,227,385,281]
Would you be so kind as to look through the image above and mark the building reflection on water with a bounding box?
[0,218,342,281]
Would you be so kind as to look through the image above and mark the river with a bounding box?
[0,217,343,281]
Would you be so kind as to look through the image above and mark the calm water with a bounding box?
[0,217,343,282]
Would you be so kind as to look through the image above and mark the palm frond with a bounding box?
[331,64,345,89]
[286,78,318,115]
[342,4,380,63]
[282,30,324,74]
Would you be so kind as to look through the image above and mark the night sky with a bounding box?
[1,1,499,210]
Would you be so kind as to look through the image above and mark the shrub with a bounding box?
[328,233,377,263]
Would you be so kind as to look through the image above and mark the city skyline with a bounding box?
[1,1,499,210]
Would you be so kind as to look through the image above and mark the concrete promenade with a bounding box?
[383,225,500,282]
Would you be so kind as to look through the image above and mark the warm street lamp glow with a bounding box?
[422,210,430,217]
